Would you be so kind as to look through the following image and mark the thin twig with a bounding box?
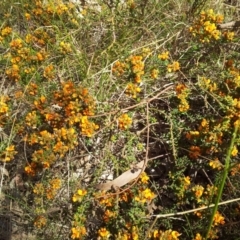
[151,197,240,219]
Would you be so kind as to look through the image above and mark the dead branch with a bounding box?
[218,20,240,29]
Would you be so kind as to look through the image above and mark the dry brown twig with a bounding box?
[218,20,240,29]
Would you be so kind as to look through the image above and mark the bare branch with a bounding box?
[218,20,240,29]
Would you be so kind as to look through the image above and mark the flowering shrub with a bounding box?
[0,1,239,240]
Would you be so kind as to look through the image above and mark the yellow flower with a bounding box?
[112,61,126,76]
[153,230,159,238]
[118,114,132,130]
[183,176,191,189]
[34,215,47,228]
[103,209,116,222]
[204,21,216,33]
[140,172,149,184]
[199,118,209,132]
[167,61,180,72]
[33,183,44,195]
[98,228,110,238]
[43,64,55,80]
[117,233,129,240]
[0,96,9,114]
[10,38,23,49]
[171,231,181,239]
[224,31,234,41]
[129,55,145,82]
[135,188,155,203]
[151,69,159,79]
[158,51,169,60]
[142,188,155,200]
[158,230,181,240]
[231,145,238,157]
[234,119,240,128]
[80,116,99,137]
[209,158,222,170]
[2,145,17,162]
[142,47,151,57]
[1,27,12,36]
[213,211,225,226]
[59,41,72,54]
[25,13,31,20]
[71,227,80,239]
[125,83,141,98]
[178,99,189,112]
[131,226,139,240]
[71,226,86,239]
[192,185,204,202]
[194,211,202,218]
[72,189,87,202]
[194,233,203,240]
[5,64,21,81]
[25,162,37,176]
[50,179,61,189]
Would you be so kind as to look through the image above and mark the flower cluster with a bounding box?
[23,79,99,174]
[198,77,217,92]
[113,54,146,98]
[116,226,139,240]
[98,228,110,239]
[26,0,80,26]
[209,158,222,170]
[72,189,87,202]
[191,185,204,202]
[112,60,126,76]
[1,2,239,239]
[24,127,78,174]
[128,55,145,83]
[175,83,190,112]
[158,51,169,61]
[0,95,10,128]
[34,215,47,229]
[0,96,9,115]
[167,61,180,72]
[1,26,12,38]
[46,178,61,200]
[150,68,159,79]
[189,9,222,43]
[186,66,240,163]
[71,189,88,239]
[118,113,132,130]
[93,173,156,238]
[0,145,17,162]
[32,178,62,229]
[59,41,72,54]
[189,9,234,43]
[71,226,87,239]
[125,83,141,99]
[53,81,97,122]
[33,178,61,200]
[134,188,155,203]
[140,172,149,184]
[174,175,191,200]
[80,116,99,137]
[152,229,181,240]
[189,146,201,159]
[213,211,225,226]
[43,64,55,80]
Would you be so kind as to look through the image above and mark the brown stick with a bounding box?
[218,20,240,29]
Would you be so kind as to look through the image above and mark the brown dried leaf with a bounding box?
[96,160,145,191]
